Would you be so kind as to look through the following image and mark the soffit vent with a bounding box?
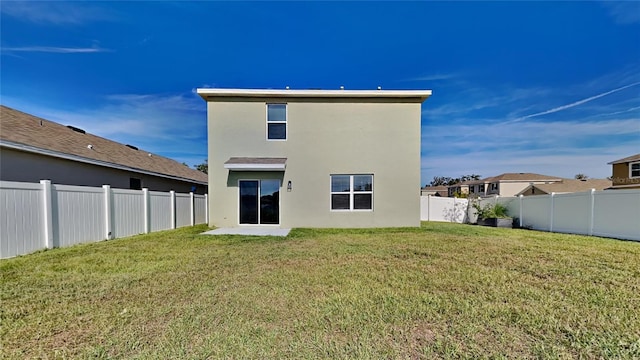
[67,125,86,134]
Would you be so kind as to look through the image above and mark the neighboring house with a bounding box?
[447,173,564,197]
[421,185,448,197]
[447,180,483,197]
[197,88,432,228]
[608,154,640,190]
[0,106,208,193]
[516,179,612,196]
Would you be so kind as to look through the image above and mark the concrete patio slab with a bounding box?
[201,227,291,237]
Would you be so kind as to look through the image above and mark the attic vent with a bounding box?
[126,144,138,150]
[67,125,85,134]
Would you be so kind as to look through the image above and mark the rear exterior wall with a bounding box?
[207,98,422,228]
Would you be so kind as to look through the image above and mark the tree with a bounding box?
[429,176,453,186]
[429,174,482,187]
[574,173,588,180]
[194,160,208,174]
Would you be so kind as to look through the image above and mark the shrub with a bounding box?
[473,201,510,219]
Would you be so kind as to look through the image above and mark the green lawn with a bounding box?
[1,223,639,359]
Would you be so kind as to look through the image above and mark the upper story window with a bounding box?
[267,104,287,140]
[631,162,640,178]
[331,174,373,211]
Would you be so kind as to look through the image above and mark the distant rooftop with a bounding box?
[484,172,563,182]
[608,153,640,165]
[517,179,612,195]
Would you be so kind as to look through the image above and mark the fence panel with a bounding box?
[175,193,192,228]
[592,190,640,241]
[194,195,207,224]
[552,192,591,235]
[112,189,145,238]
[149,191,172,232]
[0,181,44,259]
[497,197,519,220]
[53,184,105,248]
[521,195,551,230]
[420,196,468,223]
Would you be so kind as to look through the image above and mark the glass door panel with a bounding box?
[239,180,259,224]
[260,180,280,224]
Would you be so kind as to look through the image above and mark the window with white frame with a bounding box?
[631,162,640,178]
[267,104,287,140]
[331,174,373,211]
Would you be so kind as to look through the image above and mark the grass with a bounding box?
[1,222,639,359]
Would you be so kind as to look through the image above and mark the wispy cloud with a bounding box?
[601,1,640,25]
[405,73,458,82]
[1,45,111,54]
[507,81,640,123]
[0,1,115,25]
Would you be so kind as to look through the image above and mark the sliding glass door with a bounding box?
[239,180,280,225]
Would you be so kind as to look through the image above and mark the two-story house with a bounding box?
[197,88,432,228]
[608,154,640,190]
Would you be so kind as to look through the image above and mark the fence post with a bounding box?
[589,189,595,236]
[190,192,195,226]
[103,185,112,240]
[519,194,523,228]
[143,188,150,234]
[427,195,431,221]
[204,193,209,225]
[40,180,54,249]
[549,192,555,232]
[170,190,176,229]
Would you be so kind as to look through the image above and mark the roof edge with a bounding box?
[196,88,432,101]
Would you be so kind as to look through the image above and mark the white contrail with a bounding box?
[1,46,109,53]
[509,81,640,123]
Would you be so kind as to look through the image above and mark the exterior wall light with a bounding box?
[287,181,292,192]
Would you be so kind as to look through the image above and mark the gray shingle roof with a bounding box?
[0,105,208,184]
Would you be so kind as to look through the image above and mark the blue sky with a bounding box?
[1,1,639,186]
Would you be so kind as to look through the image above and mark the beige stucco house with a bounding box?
[197,88,432,228]
[608,154,640,190]
[0,106,208,193]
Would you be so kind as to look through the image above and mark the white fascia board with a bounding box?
[0,140,208,185]
[224,163,286,171]
[197,88,432,101]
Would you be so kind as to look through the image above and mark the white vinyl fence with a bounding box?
[420,196,469,223]
[1,180,208,259]
[421,189,640,241]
